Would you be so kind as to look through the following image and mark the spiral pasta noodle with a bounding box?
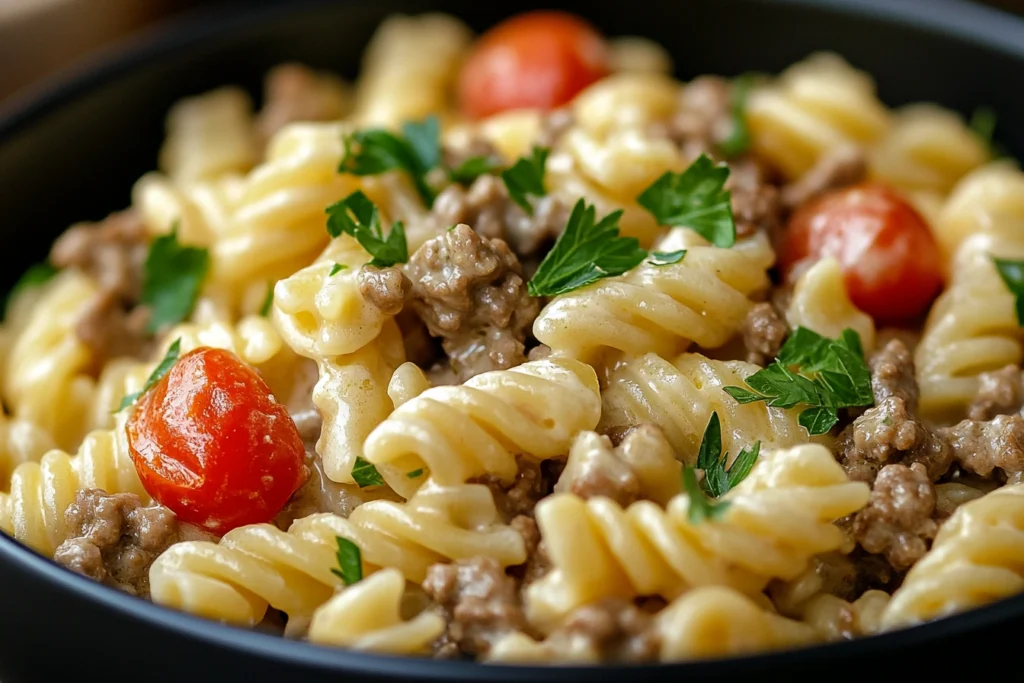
[785,257,876,353]
[747,52,890,179]
[363,358,601,493]
[533,231,774,364]
[308,568,444,653]
[598,351,812,461]
[0,412,56,486]
[149,480,524,626]
[525,443,869,627]
[881,484,1024,629]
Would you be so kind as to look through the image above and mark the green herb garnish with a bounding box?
[406,468,425,479]
[330,536,362,585]
[682,466,730,523]
[994,256,1024,325]
[141,225,210,333]
[352,456,385,488]
[647,250,686,267]
[449,156,501,185]
[5,262,58,315]
[339,115,440,207]
[527,199,647,297]
[259,283,274,317]
[326,191,408,267]
[724,327,873,435]
[502,146,549,215]
[117,338,182,411]
[636,153,736,248]
[970,106,997,148]
[695,412,761,498]
[719,74,755,158]
[328,263,348,277]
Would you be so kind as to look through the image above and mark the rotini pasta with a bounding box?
[786,257,876,352]
[0,411,56,486]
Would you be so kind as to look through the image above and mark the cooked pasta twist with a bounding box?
[0,424,149,556]
[0,411,56,485]
[132,170,243,247]
[525,443,869,628]
[308,568,444,654]
[3,270,100,450]
[149,480,524,626]
[351,13,472,128]
[158,86,259,184]
[881,484,1024,629]
[747,52,890,179]
[598,351,813,461]
[363,358,601,494]
[533,231,774,364]
[915,164,1024,420]
[785,257,876,352]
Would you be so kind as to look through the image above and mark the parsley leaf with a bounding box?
[117,338,182,411]
[330,536,362,585]
[993,256,1024,325]
[325,191,408,267]
[970,106,997,148]
[259,283,274,317]
[648,249,686,267]
[449,156,501,185]
[527,199,648,297]
[695,412,761,498]
[682,466,730,523]
[407,468,425,479]
[636,153,736,248]
[502,146,549,215]
[338,115,440,207]
[719,74,755,158]
[723,327,873,435]
[352,456,385,488]
[5,262,58,314]
[141,226,210,333]
[328,263,348,277]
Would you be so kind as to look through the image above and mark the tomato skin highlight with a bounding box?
[458,11,611,119]
[126,347,307,534]
[781,183,944,324]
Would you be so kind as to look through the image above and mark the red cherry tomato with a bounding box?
[458,11,611,119]
[126,347,306,534]
[781,182,944,324]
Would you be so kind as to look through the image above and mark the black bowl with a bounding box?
[2,0,1023,680]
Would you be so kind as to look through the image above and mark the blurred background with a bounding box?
[2,0,1024,104]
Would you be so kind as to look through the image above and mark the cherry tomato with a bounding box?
[781,182,943,324]
[458,11,611,119]
[126,347,306,534]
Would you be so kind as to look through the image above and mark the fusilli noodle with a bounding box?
[786,256,876,352]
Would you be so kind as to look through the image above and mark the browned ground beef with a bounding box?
[256,63,348,145]
[52,489,191,597]
[539,598,660,662]
[536,108,575,148]
[852,463,938,571]
[728,158,782,238]
[509,514,550,588]
[868,339,919,409]
[472,456,551,522]
[779,144,867,210]
[661,75,732,156]
[358,264,410,316]
[941,414,1024,480]
[742,301,788,366]
[405,224,538,381]
[967,364,1024,421]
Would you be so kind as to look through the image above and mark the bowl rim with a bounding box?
[3,0,1024,677]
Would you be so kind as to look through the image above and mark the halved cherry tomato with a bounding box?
[126,347,306,534]
[781,182,944,324]
[458,11,611,119]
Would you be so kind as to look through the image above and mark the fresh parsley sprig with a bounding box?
[681,466,730,523]
[117,338,182,411]
[969,106,1009,159]
[527,199,648,297]
[723,327,873,435]
[449,156,502,185]
[325,191,408,267]
[695,412,761,498]
[339,115,441,207]
[351,456,385,488]
[648,250,686,267]
[502,146,549,215]
[636,153,737,248]
[993,256,1024,325]
[328,263,348,277]
[141,225,210,333]
[331,536,362,585]
[719,74,755,158]
[259,283,274,317]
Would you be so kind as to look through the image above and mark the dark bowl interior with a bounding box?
[2,0,1024,680]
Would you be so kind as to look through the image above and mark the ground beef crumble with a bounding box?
[967,364,1024,421]
[256,63,349,145]
[852,463,938,571]
[539,598,661,662]
[742,301,788,366]
[357,264,410,316]
[472,456,552,522]
[404,224,539,381]
[780,144,867,210]
[940,414,1024,481]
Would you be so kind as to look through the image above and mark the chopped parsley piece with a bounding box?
[406,468,425,479]
[682,466,730,523]
[141,225,210,333]
[970,106,997,148]
[647,249,687,267]
[5,262,58,314]
[695,412,761,498]
[338,115,440,207]
[259,283,274,317]
[993,256,1024,325]
[724,327,873,435]
[328,263,348,277]
[527,199,647,297]
[331,536,362,585]
[719,74,755,158]
[502,146,549,215]
[326,190,408,267]
[351,456,385,488]
[636,153,737,248]
[449,156,502,185]
[117,338,182,411]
